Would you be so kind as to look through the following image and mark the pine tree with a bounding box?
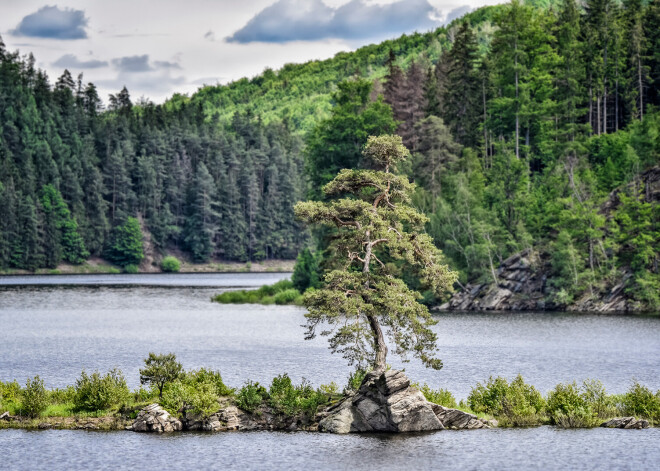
[413,116,462,209]
[443,21,481,147]
[183,162,219,262]
[295,135,457,370]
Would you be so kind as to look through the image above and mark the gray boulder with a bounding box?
[600,417,649,429]
[129,404,182,433]
[319,369,491,434]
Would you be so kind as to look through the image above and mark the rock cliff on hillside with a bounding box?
[440,166,659,312]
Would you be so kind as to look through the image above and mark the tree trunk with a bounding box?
[363,232,387,371]
[367,314,387,371]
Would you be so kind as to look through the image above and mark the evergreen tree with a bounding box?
[183,162,219,262]
[295,135,457,370]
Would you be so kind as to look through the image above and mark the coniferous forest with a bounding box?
[1,0,659,308]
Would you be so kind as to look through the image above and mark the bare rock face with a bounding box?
[129,404,183,433]
[601,417,650,429]
[318,370,491,434]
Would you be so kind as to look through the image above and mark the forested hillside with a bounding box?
[294,0,659,310]
[1,0,658,309]
[0,37,306,270]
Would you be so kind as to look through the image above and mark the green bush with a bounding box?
[123,264,139,274]
[236,381,269,413]
[268,374,325,416]
[274,288,301,305]
[184,368,234,397]
[73,369,130,411]
[620,381,660,423]
[0,380,21,407]
[48,385,76,405]
[160,368,233,417]
[419,384,457,409]
[546,380,617,428]
[213,279,301,305]
[161,256,181,273]
[346,368,368,393]
[468,375,545,426]
[22,376,48,418]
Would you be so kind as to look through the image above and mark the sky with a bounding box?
[0,0,503,105]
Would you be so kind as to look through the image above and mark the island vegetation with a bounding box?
[1,354,658,430]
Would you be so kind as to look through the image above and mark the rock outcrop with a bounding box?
[600,417,650,429]
[440,249,549,311]
[129,404,183,433]
[440,166,660,313]
[318,369,491,434]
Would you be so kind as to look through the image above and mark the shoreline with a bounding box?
[0,258,296,277]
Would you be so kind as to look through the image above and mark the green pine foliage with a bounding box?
[104,217,144,267]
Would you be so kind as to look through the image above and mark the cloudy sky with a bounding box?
[1,0,502,104]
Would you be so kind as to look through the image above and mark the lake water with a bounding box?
[1,273,659,470]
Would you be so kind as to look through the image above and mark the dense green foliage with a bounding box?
[296,0,659,309]
[104,217,144,267]
[291,248,321,292]
[160,368,234,418]
[3,371,659,428]
[73,369,130,412]
[160,255,181,273]
[212,279,303,305]
[0,38,306,270]
[419,384,458,409]
[21,376,48,418]
[468,375,546,426]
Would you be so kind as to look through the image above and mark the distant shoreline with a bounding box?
[0,258,296,277]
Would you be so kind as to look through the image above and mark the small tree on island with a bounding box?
[294,135,458,372]
[139,352,183,398]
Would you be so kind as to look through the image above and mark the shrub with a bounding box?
[268,374,325,416]
[123,264,139,274]
[620,381,660,423]
[213,279,300,305]
[139,353,183,398]
[236,381,269,413]
[419,384,457,409]
[48,385,76,405]
[184,368,234,397]
[0,380,21,406]
[468,375,545,426]
[274,288,301,305]
[346,368,368,393]
[545,380,617,428]
[73,369,130,411]
[22,376,48,418]
[160,368,233,417]
[161,256,181,273]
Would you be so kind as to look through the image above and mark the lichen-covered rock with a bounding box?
[319,370,490,434]
[129,404,182,433]
[600,417,650,429]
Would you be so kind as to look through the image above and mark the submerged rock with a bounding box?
[318,369,491,434]
[129,404,183,433]
[600,417,650,429]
